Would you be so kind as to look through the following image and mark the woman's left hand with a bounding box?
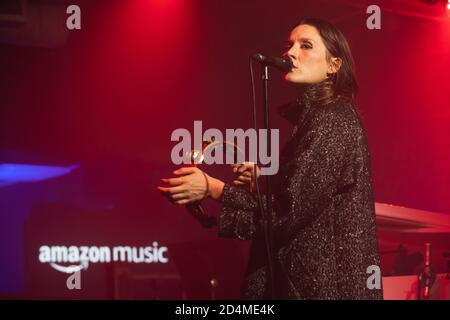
[231,162,260,188]
[157,167,209,205]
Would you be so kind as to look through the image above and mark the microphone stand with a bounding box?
[250,54,291,299]
[261,65,275,299]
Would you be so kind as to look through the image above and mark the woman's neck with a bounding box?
[296,78,335,107]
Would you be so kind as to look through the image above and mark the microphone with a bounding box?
[422,243,432,299]
[186,202,217,228]
[184,141,218,229]
[418,242,436,300]
[251,53,293,72]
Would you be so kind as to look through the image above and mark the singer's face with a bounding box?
[284,24,333,84]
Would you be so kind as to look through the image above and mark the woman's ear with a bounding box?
[327,57,342,75]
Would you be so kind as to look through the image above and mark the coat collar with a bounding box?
[277,79,347,126]
[277,81,323,126]
[277,97,313,126]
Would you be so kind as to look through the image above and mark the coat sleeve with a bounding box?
[219,105,359,242]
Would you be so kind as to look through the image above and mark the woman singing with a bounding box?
[158,18,382,300]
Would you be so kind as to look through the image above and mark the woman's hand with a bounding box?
[157,167,224,204]
[231,162,260,189]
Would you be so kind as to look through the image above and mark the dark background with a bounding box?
[0,0,449,298]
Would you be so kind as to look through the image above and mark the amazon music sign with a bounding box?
[38,243,168,273]
[24,203,183,299]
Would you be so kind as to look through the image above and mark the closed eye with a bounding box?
[284,41,312,51]
[301,42,312,49]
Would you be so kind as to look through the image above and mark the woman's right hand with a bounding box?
[231,162,260,189]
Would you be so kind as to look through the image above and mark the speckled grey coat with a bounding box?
[219,91,383,300]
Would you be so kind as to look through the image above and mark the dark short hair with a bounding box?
[295,18,358,101]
